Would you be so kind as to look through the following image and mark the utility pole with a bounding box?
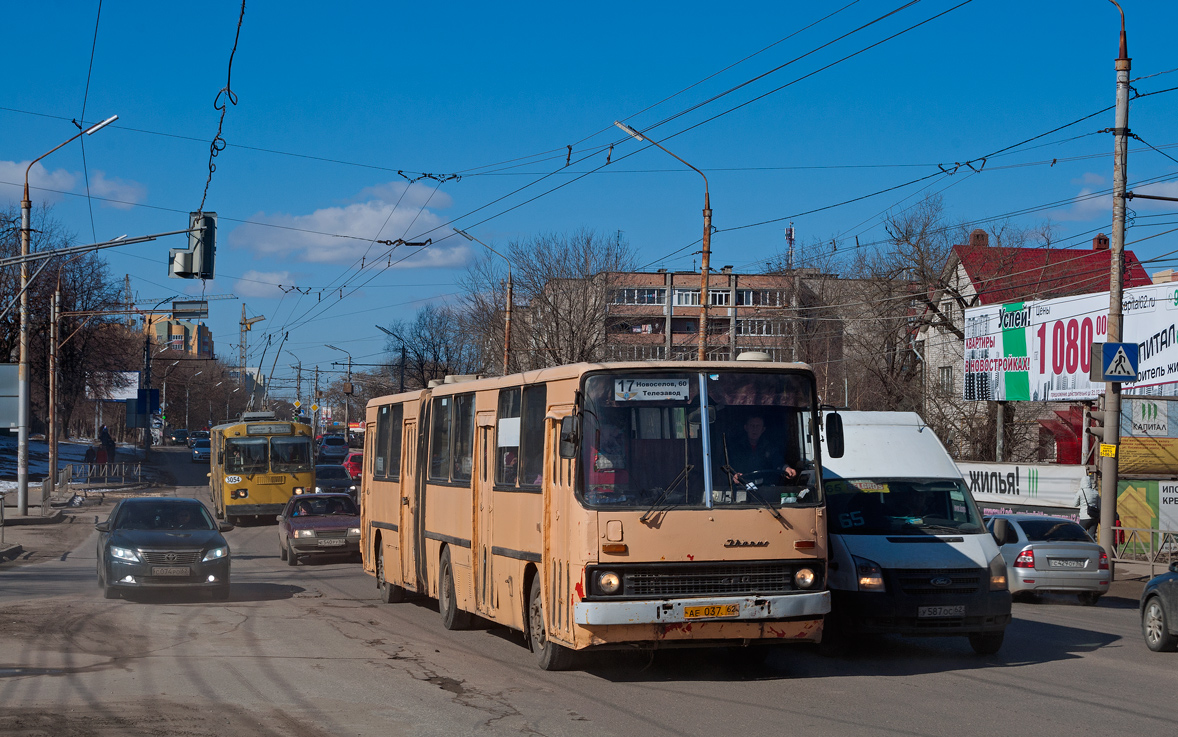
[1100,2,1131,554]
[313,365,320,438]
[47,290,59,502]
[239,304,265,387]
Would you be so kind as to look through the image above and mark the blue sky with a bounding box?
[4,1,1178,394]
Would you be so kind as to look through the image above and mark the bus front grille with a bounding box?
[623,562,794,598]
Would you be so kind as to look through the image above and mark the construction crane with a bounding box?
[240,305,265,388]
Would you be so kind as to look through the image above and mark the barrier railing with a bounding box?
[64,463,143,485]
[1111,525,1178,578]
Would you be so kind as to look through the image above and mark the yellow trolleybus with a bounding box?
[361,358,842,669]
[209,412,315,524]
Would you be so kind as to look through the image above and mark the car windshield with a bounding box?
[579,370,819,510]
[323,437,346,446]
[114,503,215,530]
[272,437,313,473]
[825,477,984,535]
[226,437,268,474]
[316,467,349,480]
[289,497,358,516]
[1019,519,1090,542]
[194,440,210,449]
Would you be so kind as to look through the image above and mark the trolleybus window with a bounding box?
[520,386,546,487]
[496,389,522,485]
[452,394,476,482]
[374,405,392,477]
[226,437,268,474]
[580,371,817,509]
[271,436,313,474]
[495,386,547,488]
[429,397,452,481]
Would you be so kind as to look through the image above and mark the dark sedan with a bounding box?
[96,497,233,599]
[1142,561,1178,652]
[277,493,361,565]
[313,464,358,498]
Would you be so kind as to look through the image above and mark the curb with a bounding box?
[0,543,24,563]
[0,510,65,526]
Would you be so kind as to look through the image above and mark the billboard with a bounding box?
[1119,397,1178,475]
[0,363,16,429]
[963,282,1178,402]
[86,371,141,401]
[957,461,1082,512]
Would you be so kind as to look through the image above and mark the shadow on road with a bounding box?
[118,582,306,605]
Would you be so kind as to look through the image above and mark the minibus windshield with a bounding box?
[825,477,984,535]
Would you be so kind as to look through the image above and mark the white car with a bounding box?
[986,514,1109,605]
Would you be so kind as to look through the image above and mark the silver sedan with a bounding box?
[986,514,1110,605]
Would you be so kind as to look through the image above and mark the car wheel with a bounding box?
[528,577,574,670]
[102,567,119,600]
[286,538,298,566]
[968,631,1004,655]
[1078,592,1102,606]
[438,548,471,630]
[377,546,405,604]
[96,550,104,587]
[1143,597,1178,652]
[279,539,287,561]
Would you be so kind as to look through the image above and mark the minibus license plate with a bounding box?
[918,605,964,618]
[684,604,740,620]
[318,539,345,547]
[151,567,190,577]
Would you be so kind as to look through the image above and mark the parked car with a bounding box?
[986,514,1110,604]
[169,429,189,446]
[313,464,358,498]
[1141,561,1178,651]
[342,451,363,479]
[317,435,349,463]
[95,497,233,599]
[276,493,361,565]
[192,438,212,463]
[188,430,210,448]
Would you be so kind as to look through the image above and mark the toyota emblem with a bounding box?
[165,553,178,562]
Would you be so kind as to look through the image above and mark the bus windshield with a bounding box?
[579,370,818,510]
[825,478,984,535]
[272,437,313,473]
[226,437,268,474]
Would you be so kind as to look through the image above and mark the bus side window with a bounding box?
[520,385,547,487]
[496,388,521,486]
[452,394,476,482]
[429,397,452,481]
[388,404,403,479]
[374,405,391,478]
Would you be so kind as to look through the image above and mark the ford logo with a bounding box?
[930,576,953,587]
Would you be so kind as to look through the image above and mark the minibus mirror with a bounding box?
[825,412,845,458]
[559,416,579,459]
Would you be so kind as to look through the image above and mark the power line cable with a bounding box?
[197,1,246,214]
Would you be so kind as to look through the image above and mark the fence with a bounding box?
[63,462,142,486]
[1111,525,1178,577]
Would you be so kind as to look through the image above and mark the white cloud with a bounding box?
[1049,188,1112,222]
[235,270,293,299]
[227,181,471,268]
[1133,181,1178,208]
[0,160,77,201]
[88,170,146,209]
[1071,172,1105,187]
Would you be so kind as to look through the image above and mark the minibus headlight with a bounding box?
[989,553,1008,591]
[853,555,885,592]
[794,567,817,589]
[597,571,622,595]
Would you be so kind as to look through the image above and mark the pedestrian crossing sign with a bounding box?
[1100,342,1139,382]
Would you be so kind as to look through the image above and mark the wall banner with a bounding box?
[956,461,1083,510]
[963,282,1178,402]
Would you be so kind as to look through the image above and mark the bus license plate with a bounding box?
[918,605,964,618]
[684,604,740,620]
[317,539,345,547]
[151,567,190,577]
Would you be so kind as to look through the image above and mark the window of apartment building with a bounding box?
[706,319,730,335]
[938,366,954,396]
[673,289,700,306]
[736,319,786,336]
[709,289,731,306]
[735,289,786,307]
[608,344,666,361]
[670,317,698,334]
[613,288,666,305]
[940,300,955,323]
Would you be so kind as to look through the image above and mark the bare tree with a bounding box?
[381,303,484,389]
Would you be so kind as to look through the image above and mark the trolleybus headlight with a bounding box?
[110,546,140,562]
[294,529,316,538]
[597,571,622,594]
[293,487,306,495]
[347,527,361,537]
[202,546,228,562]
[853,555,885,592]
[794,567,817,589]
[230,488,248,499]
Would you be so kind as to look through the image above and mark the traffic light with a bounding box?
[169,212,217,280]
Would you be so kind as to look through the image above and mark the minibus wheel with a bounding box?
[968,631,1004,655]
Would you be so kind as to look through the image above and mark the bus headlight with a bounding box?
[597,571,622,594]
[853,556,885,592]
[294,529,316,538]
[794,567,817,589]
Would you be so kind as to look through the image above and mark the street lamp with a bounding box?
[615,120,713,362]
[454,228,513,375]
[185,370,203,430]
[226,386,241,422]
[326,344,353,443]
[375,325,407,393]
[161,360,180,433]
[15,114,118,514]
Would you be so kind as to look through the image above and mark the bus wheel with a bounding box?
[968,631,1004,655]
[528,579,574,671]
[377,547,405,604]
[438,548,471,630]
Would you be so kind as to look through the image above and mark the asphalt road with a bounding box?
[0,447,1172,736]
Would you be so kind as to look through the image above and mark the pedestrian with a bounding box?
[1074,470,1100,537]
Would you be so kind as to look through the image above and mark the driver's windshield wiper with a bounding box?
[720,463,788,525]
[900,523,963,534]
[640,464,693,523]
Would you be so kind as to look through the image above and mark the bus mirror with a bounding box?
[559,416,579,459]
[825,412,845,458]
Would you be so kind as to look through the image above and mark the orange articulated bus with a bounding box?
[360,358,840,669]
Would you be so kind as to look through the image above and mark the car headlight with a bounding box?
[110,546,140,562]
[794,567,817,589]
[294,529,316,538]
[989,553,1008,591]
[347,527,361,537]
[203,546,229,562]
[314,486,324,493]
[348,485,357,492]
[853,555,885,592]
[597,571,622,595]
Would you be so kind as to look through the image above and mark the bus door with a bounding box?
[400,419,420,592]
[361,420,374,573]
[473,410,496,616]
[543,405,576,645]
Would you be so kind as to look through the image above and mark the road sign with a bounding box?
[1101,342,1139,381]
[293,399,301,409]
[310,404,319,412]
[1100,443,1117,458]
